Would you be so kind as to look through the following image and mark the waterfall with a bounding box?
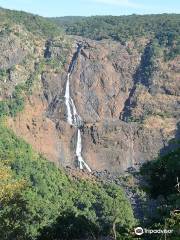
[64,44,91,172]
[76,129,92,172]
[65,73,73,125]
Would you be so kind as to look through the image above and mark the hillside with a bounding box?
[0,7,180,240]
[51,15,180,53]
[0,7,62,37]
[0,7,179,172]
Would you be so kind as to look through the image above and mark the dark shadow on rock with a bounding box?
[38,211,99,240]
[160,121,180,156]
[68,43,82,74]
[44,39,52,59]
[140,121,180,198]
[120,41,155,121]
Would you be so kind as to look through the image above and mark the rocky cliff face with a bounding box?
[1,26,179,174]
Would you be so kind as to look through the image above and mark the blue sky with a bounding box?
[0,0,179,17]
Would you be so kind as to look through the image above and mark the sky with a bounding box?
[0,0,179,17]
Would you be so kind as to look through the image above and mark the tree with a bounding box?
[0,163,28,240]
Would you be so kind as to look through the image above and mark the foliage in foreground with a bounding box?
[140,146,180,240]
[0,123,135,239]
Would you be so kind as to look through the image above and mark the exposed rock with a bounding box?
[4,33,180,174]
[82,120,176,173]
[0,26,33,70]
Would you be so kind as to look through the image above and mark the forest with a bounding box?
[52,14,180,59]
[0,7,179,240]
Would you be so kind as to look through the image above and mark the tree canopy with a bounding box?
[0,123,135,239]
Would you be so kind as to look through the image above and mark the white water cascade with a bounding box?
[65,73,73,125]
[64,45,91,172]
[76,129,92,172]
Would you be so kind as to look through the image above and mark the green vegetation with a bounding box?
[0,69,7,80]
[135,39,162,87]
[0,7,63,38]
[52,14,180,59]
[140,146,180,239]
[0,7,179,239]
[0,84,25,117]
[141,147,180,197]
[0,123,135,239]
[0,162,27,240]
[45,37,71,71]
[0,60,45,118]
[52,14,180,42]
